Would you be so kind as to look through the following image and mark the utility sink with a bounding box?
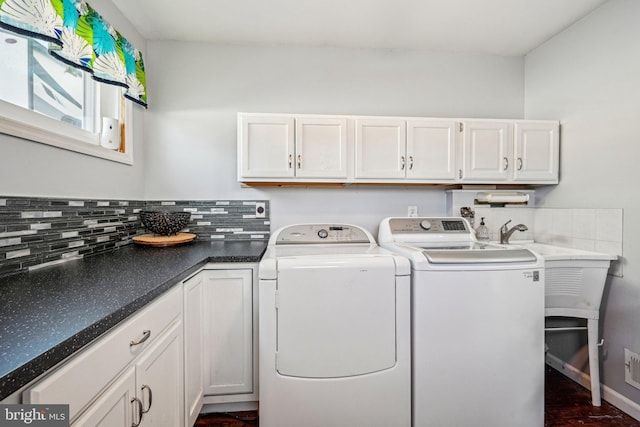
[517,242,617,262]
[508,242,617,407]
[513,242,616,317]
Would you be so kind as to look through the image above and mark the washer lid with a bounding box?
[258,247,410,279]
[422,247,537,264]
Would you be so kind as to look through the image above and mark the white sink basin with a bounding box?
[516,242,617,262]
[510,242,615,317]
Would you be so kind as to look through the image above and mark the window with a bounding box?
[0,29,134,164]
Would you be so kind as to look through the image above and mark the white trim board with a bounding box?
[546,352,640,421]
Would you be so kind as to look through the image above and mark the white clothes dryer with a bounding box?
[378,217,545,427]
[259,224,411,427]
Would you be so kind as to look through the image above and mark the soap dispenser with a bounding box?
[476,217,490,241]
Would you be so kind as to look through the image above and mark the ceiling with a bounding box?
[111,0,608,56]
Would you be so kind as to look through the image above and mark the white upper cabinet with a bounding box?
[461,121,513,182]
[238,114,348,180]
[460,119,559,183]
[354,118,406,179]
[295,117,348,179]
[237,113,559,185]
[406,119,458,181]
[238,115,295,179]
[513,121,559,183]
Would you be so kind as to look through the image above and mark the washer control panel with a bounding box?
[275,224,372,244]
[388,217,470,234]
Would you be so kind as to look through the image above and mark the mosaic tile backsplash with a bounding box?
[0,197,270,278]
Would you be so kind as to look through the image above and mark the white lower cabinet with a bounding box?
[137,320,184,426]
[72,367,136,427]
[24,286,184,426]
[203,269,254,396]
[23,265,258,427]
[184,273,205,427]
[73,320,183,427]
[183,265,259,412]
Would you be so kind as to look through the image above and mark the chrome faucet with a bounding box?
[500,219,528,244]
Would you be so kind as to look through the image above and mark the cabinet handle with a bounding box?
[288,154,293,169]
[297,154,302,169]
[401,156,406,170]
[517,157,523,171]
[141,385,153,414]
[503,157,509,171]
[409,156,414,170]
[130,330,151,347]
[131,397,143,427]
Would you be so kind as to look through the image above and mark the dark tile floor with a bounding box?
[195,411,258,427]
[195,366,640,427]
[544,366,640,427]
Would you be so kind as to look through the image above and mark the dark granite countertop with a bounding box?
[0,240,267,400]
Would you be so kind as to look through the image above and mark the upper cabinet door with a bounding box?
[354,118,406,179]
[406,119,457,181]
[295,117,349,179]
[238,115,295,179]
[461,121,512,182]
[513,121,559,183]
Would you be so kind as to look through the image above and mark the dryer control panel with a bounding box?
[275,224,372,244]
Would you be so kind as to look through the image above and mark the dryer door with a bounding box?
[276,255,397,378]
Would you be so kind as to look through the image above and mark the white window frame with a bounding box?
[0,94,135,164]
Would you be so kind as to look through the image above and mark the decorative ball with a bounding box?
[139,210,191,236]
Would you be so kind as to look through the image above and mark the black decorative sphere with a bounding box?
[139,210,191,236]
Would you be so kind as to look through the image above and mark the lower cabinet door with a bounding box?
[203,269,254,396]
[137,320,184,427]
[72,367,136,427]
[184,273,205,427]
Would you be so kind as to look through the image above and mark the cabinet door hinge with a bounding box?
[458,169,463,179]
[459,122,464,132]
[274,290,279,310]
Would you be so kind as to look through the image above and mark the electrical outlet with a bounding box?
[408,206,418,217]
[255,202,266,218]
[625,348,640,390]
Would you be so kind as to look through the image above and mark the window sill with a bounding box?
[0,101,134,165]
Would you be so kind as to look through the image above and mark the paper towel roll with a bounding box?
[476,192,530,204]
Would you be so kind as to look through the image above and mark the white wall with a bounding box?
[144,42,524,232]
[525,0,640,404]
[0,0,146,200]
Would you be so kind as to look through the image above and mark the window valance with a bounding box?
[0,0,148,108]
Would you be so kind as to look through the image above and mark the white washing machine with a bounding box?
[259,223,411,427]
[378,217,544,427]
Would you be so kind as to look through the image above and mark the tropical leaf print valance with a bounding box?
[0,0,148,107]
